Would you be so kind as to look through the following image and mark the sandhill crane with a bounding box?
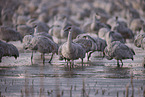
[107,16,127,29]
[113,17,134,42]
[104,41,135,67]
[48,25,62,38]
[134,25,145,49]
[23,35,33,50]
[77,34,107,58]
[94,8,110,23]
[68,26,84,39]
[73,37,96,61]
[23,35,58,64]
[58,26,86,66]
[0,40,19,60]
[60,18,72,39]
[61,25,84,39]
[0,26,22,42]
[90,36,107,53]
[23,24,55,64]
[1,7,14,27]
[26,19,49,33]
[33,25,53,41]
[98,27,110,40]
[16,25,34,38]
[90,14,108,34]
[49,19,82,40]
[105,30,125,45]
[134,33,145,48]
[130,18,144,34]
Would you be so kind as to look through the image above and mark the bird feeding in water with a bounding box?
[74,34,107,60]
[23,25,58,64]
[0,40,19,62]
[104,41,135,67]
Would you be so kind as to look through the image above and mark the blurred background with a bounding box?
[0,0,145,97]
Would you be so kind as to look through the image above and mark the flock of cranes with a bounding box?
[0,22,137,67]
[0,0,145,67]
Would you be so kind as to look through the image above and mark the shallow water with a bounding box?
[0,42,145,97]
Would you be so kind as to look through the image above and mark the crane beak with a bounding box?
[64,26,71,31]
[33,24,37,28]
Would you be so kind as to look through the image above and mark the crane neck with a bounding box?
[34,27,38,34]
[67,30,72,51]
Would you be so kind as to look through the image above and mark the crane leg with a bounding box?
[42,53,45,64]
[82,59,84,67]
[71,60,74,68]
[117,60,120,67]
[102,52,105,58]
[120,60,123,67]
[66,60,68,66]
[87,52,89,61]
[31,51,33,64]
[48,53,54,63]
[88,52,93,61]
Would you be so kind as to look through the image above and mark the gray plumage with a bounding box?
[90,14,108,33]
[0,26,22,42]
[88,36,107,58]
[65,26,84,39]
[94,8,110,23]
[0,40,19,59]
[48,25,62,38]
[105,31,125,45]
[60,18,72,39]
[107,17,127,29]
[141,38,145,50]
[76,9,90,20]
[134,33,145,48]
[23,35,58,64]
[23,24,55,64]
[77,34,107,52]
[130,18,144,33]
[59,25,84,39]
[33,25,53,41]
[98,27,110,40]
[138,23,145,34]
[1,8,14,27]
[104,41,135,67]
[26,19,49,33]
[58,26,86,65]
[23,35,33,49]
[48,18,72,39]
[75,34,107,59]
[29,36,58,54]
[113,17,134,41]
[73,37,96,61]
[16,15,29,25]
[113,24,134,41]
[17,25,34,38]
[91,37,107,52]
